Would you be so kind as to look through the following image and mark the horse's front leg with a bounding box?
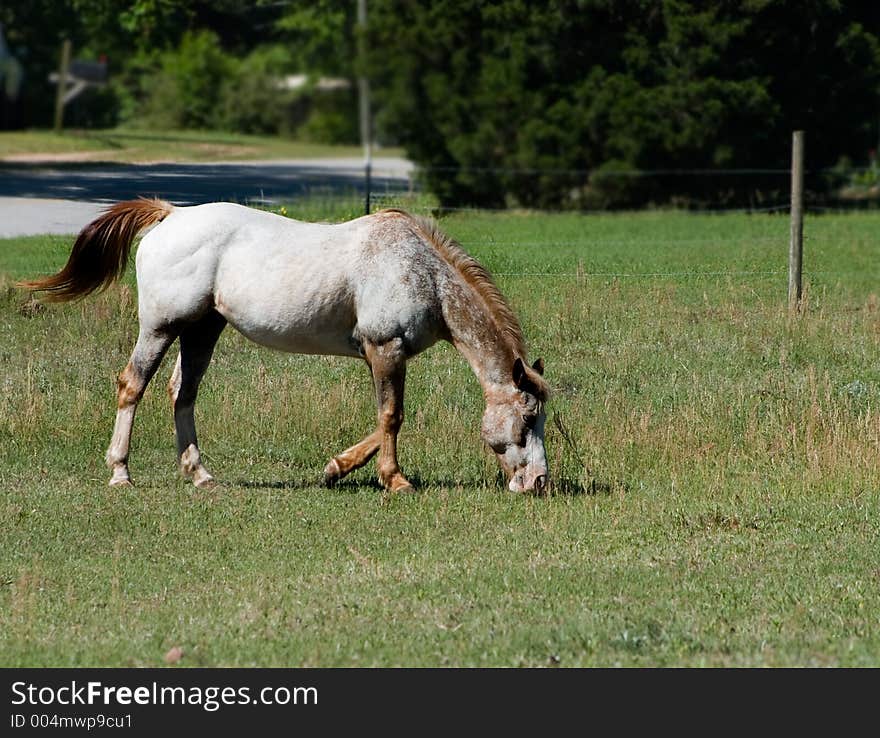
[365,338,413,492]
[323,429,381,486]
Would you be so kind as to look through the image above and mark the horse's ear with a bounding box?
[513,357,527,388]
[514,357,547,396]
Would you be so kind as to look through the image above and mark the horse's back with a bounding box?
[136,204,449,357]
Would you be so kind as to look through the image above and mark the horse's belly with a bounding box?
[214,282,359,357]
[232,323,358,356]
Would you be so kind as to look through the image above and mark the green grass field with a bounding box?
[1,207,879,666]
[0,128,402,163]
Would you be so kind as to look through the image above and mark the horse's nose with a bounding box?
[534,474,547,494]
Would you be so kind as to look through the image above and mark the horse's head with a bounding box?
[482,357,549,494]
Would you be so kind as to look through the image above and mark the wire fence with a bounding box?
[249,160,879,289]
[336,160,880,217]
[489,269,866,279]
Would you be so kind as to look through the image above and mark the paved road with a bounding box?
[0,198,107,237]
[0,157,414,237]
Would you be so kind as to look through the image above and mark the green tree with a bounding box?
[274,0,356,77]
[368,0,880,208]
[0,0,290,127]
[138,29,231,129]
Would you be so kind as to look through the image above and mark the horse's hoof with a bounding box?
[108,469,133,487]
[386,475,415,494]
[193,475,216,490]
[323,459,341,487]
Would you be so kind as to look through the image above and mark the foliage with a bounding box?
[107,1,359,139]
[274,0,356,78]
[134,30,230,129]
[367,0,880,208]
[296,88,360,145]
[0,0,296,132]
[3,1,880,205]
[218,45,302,136]
[126,35,357,139]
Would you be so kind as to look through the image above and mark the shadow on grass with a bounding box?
[88,131,250,146]
[236,475,478,493]
[489,467,621,497]
[234,475,407,494]
[88,135,125,150]
[234,477,371,492]
[549,477,620,497]
[233,473,623,498]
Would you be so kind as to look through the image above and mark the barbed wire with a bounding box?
[368,199,795,216]
[494,269,784,277]
[369,192,877,215]
[409,165,793,176]
[490,269,870,280]
[380,163,879,177]
[265,178,880,219]
[370,200,878,217]
[803,204,880,213]
[462,236,785,247]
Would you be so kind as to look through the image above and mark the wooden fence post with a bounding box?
[53,39,71,134]
[788,130,805,310]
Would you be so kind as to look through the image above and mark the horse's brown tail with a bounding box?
[17,198,174,302]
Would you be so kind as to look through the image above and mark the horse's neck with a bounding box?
[442,279,515,394]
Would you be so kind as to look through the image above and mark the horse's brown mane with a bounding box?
[384,208,548,397]
[386,209,525,356]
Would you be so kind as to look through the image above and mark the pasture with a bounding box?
[1,207,879,666]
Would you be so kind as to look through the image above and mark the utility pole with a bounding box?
[357,0,372,215]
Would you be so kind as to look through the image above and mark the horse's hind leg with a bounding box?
[167,311,226,488]
[106,327,177,486]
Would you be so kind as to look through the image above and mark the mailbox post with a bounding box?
[50,41,108,133]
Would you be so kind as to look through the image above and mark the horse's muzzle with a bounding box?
[509,470,549,494]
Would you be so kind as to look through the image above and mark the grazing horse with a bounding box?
[20,200,550,493]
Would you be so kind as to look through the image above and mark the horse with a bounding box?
[20,199,550,494]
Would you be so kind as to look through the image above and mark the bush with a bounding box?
[296,87,359,144]
[121,36,356,141]
[218,45,303,136]
[139,30,232,130]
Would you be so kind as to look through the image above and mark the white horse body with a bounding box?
[22,199,549,493]
[138,203,447,359]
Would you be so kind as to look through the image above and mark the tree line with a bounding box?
[2,0,879,208]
